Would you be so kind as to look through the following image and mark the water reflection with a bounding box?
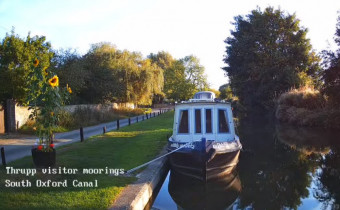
[152,122,340,209]
[168,168,241,210]
[238,121,340,209]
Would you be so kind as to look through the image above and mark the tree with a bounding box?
[0,29,54,105]
[71,43,164,105]
[181,55,209,91]
[53,49,89,104]
[149,52,209,101]
[223,7,321,112]
[219,84,233,100]
[322,14,340,106]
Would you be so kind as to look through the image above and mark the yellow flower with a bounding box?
[48,75,59,88]
[43,67,48,76]
[33,58,39,67]
[50,112,54,116]
[67,84,72,94]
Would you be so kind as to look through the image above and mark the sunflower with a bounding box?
[66,84,72,94]
[43,67,48,76]
[33,58,39,67]
[48,75,59,88]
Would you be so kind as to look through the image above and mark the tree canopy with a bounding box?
[321,14,340,106]
[0,29,54,105]
[223,7,320,112]
[56,43,164,105]
[149,52,209,101]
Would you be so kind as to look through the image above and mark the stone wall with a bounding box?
[0,106,4,133]
[15,105,34,129]
[12,102,135,129]
[63,103,135,113]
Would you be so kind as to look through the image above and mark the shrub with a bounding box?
[277,86,326,110]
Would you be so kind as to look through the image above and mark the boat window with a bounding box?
[178,110,189,134]
[205,109,212,133]
[195,109,201,133]
[218,109,229,133]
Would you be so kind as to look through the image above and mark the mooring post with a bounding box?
[117,119,120,130]
[1,147,6,167]
[103,126,106,134]
[128,117,131,125]
[80,127,84,142]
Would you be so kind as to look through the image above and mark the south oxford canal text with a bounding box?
[4,179,98,188]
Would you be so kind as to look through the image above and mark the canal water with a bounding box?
[150,120,340,210]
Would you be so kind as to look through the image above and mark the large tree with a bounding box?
[322,14,340,106]
[0,29,54,105]
[223,7,320,112]
[63,43,164,105]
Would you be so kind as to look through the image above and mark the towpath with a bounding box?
[0,109,167,165]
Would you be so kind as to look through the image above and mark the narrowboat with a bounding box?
[168,91,242,181]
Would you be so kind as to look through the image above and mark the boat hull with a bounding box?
[169,146,240,181]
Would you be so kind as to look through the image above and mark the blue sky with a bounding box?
[1,0,340,89]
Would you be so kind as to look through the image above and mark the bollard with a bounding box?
[103,126,106,134]
[80,127,84,142]
[117,119,120,130]
[136,116,139,123]
[1,147,6,167]
[128,118,131,125]
[146,113,148,119]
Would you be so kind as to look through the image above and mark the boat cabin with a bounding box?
[172,92,237,143]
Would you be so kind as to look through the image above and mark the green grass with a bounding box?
[0,111,174,209]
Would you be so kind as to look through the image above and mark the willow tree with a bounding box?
[76,43,163,105]
[223,7,320,112]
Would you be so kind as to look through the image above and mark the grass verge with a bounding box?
[0,111,173,209]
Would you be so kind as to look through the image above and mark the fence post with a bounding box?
[80,127,84,142]
[1,147,6,167]
[117,119,120,130]
[103,126,106,134]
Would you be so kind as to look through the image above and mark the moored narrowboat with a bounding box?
[168,91,242,181]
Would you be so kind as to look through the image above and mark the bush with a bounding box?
[277,86,326,110]
[276,86,340,129]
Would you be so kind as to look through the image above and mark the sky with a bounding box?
[1,0,340,89]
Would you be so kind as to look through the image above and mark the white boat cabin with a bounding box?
[172,92,237,143]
